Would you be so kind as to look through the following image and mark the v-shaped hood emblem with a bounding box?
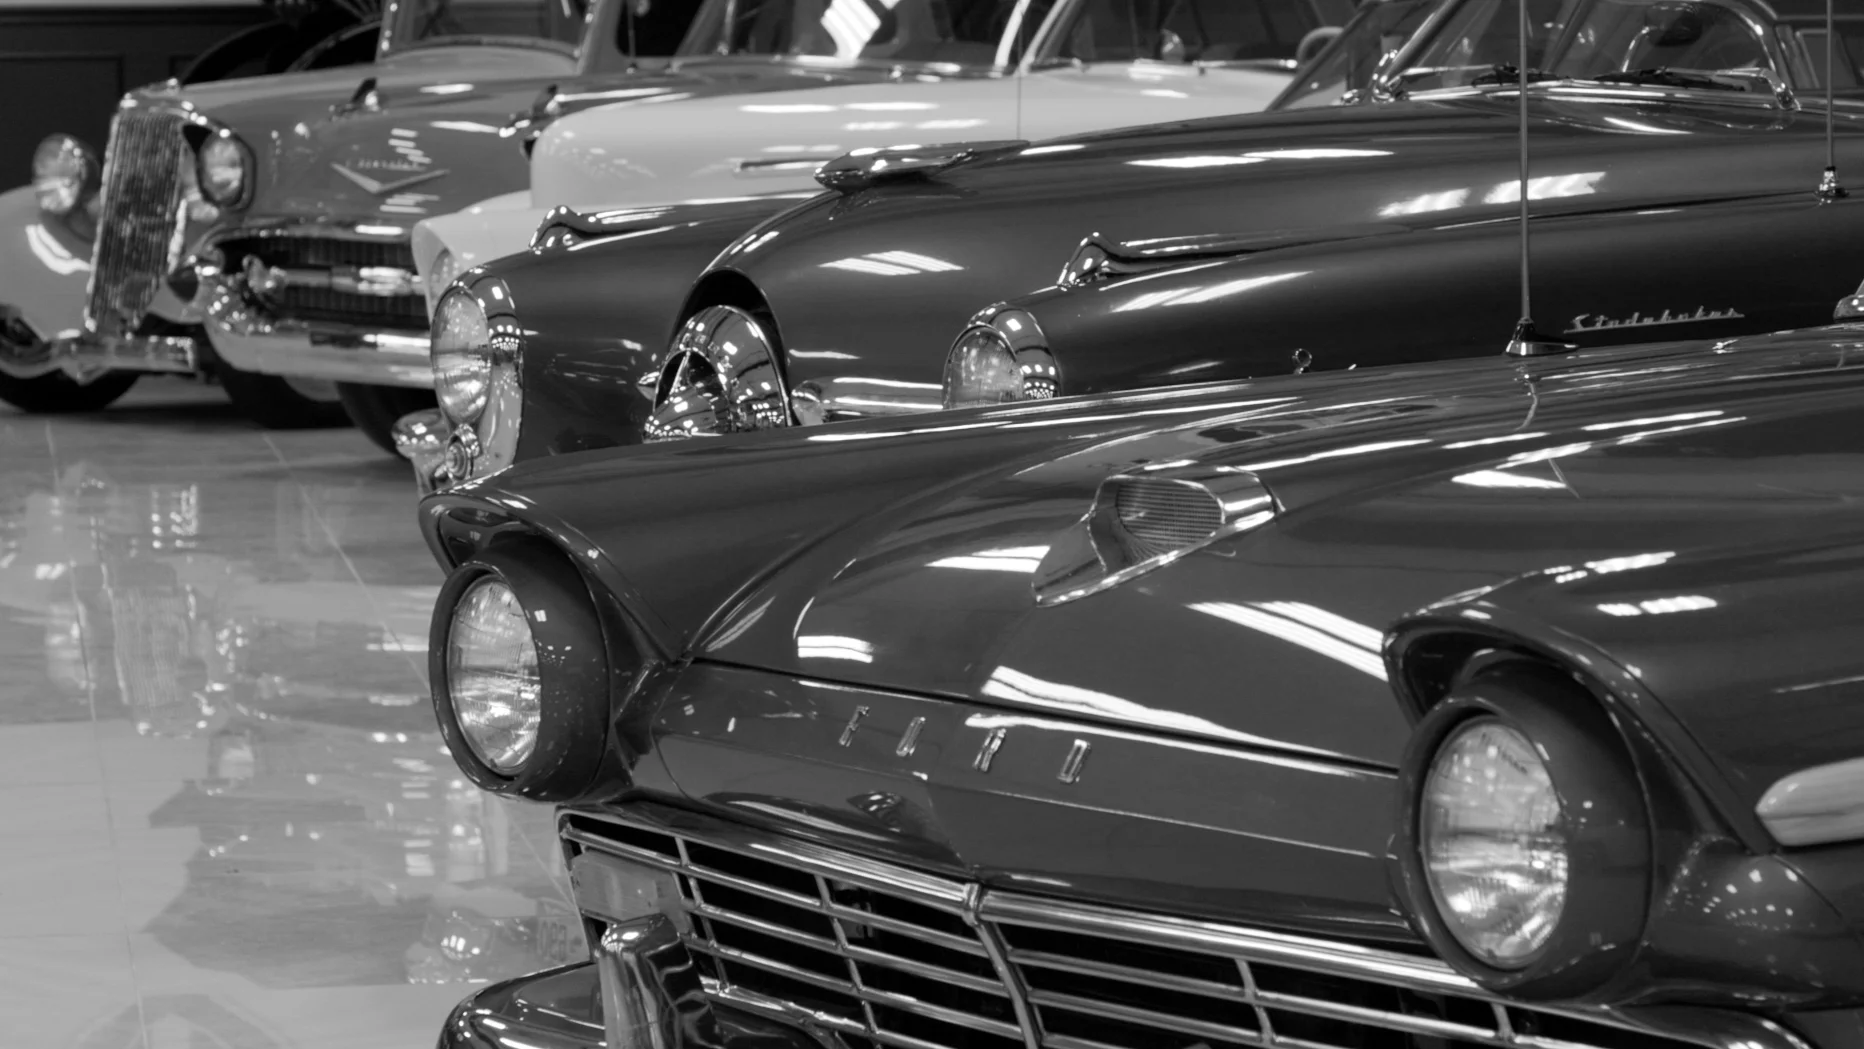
[331,163,449,196]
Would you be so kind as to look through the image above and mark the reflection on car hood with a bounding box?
[160,51,877,225]
[714,95,1864,374]
[448,325,1864,774]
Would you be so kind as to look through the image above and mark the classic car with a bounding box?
[413,276,1864,1049]
[405,0,1355,307]
[403,0,1864,491]
[300,0,1352,452]
[0,0,703,429]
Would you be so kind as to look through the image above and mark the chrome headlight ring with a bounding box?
[942,304,1060,410]
[431,275,523,485]
[645,304,790,442]
[1391,660,1652,1000]
[430,539,615,802]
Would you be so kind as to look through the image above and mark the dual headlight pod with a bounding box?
[431,540,615,801]
[943,304,1059,409]
[1393,661,1650,999]
[32,134,100,217]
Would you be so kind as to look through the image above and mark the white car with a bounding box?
[411,0,1350,314]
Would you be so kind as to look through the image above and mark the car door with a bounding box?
[1014,0,1349,138]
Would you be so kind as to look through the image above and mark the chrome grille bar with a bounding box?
[563,810,1805,1049]
[85,105,186,338]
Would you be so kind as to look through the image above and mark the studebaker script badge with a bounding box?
[331,163,449,196]
[1566,306,1745,334]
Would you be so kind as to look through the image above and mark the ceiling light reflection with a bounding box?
[928,545,1049,572]
[1189,601,1387,679]
[797,635,874,662]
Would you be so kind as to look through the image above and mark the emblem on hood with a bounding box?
[331,163,449,196]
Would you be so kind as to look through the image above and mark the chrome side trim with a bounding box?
[1057,225,1408,290]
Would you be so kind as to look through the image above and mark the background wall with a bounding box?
[0,0,267,183]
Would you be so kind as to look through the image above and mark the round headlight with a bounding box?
[197,133,250,206]
[1392,660,1652,1000]
[942,306,1059,410]
[32,134,98,216]
[430,541,630,803]
[445,576,541,773]
[433,286,493,423]
[1421,718,1568,968]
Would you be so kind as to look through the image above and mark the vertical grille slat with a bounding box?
[86,107,187,337]
[559,813,1766,1049]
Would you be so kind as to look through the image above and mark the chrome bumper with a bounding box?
[437,962,828,1049]
[198,252,432,388]
[204,325,432,388]
[0,305,198,381]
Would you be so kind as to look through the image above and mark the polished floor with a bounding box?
[0,378,577,1048]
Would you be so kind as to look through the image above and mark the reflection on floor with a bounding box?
[0,379,578,1049]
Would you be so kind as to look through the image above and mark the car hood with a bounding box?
[436,325,1864,777]
[717,94,1864,373]
[155,46,576,225]
[529,74,1023,210]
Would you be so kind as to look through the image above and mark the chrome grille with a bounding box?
[218,234,427,330]
[85,106,187,338]
[564,812,1757,1049]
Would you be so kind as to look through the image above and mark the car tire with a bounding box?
[219,366,349,429]
[337,382,438,455]
[0,371,139,414]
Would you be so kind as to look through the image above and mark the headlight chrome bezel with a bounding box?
[942,304,1060,410]
[1392,661,1652,1000]
[645,304,791,442]
[32,134,100,217]
[430,275,524,485]
[430,540,615,801]
[196,129,253,208]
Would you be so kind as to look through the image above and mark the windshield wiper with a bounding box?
[1470,64,1561,86]
[1589,67,1746,92]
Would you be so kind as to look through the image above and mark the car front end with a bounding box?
[416,319,1864,1049]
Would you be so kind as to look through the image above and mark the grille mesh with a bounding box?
[217,235,427,330]
[1112,479,1223,560]
[85,107,187,338]
[563,814,1729,1049]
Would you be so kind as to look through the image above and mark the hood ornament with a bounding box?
[331,163,449,196]
[332,76,381,117]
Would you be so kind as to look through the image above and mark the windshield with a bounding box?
[1275,0,1441,108]
[1394,0,1777,94]
[382,0,592,55]
[674,0,1036,67]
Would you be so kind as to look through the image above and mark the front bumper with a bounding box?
[204,325,432,388]
[0,305,198,382]
[437,962,830,1049]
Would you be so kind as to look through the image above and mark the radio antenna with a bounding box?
[1818,0,1846,202]
[1504,0,1575,357]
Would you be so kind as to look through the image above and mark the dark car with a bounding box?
[413,279,1864,1049]
[407,0,1864,491]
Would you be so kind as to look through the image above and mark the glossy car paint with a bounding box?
[475,93,1864,464]
[410,0,1349,284]
[1010,191,1864,393]
[708,95,1863,393]
[422,324,1864,1029]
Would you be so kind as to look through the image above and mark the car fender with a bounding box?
[1016,193,1861,395]
[0,185,92,338]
